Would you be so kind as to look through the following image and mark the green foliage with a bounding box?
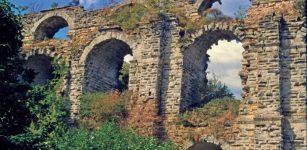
[183,97,239,117]
[294,0,306,13]
[179,97,240,125]
[79,92,106,117]
[201,74,234,104]
[147,0,160,8]
[203,8,232,23]
[113,4,148,31]
[0,0,33,148]
[79,91,131,129]
[118,62,129,91]
[203,97,240,117]
[234,6,247,20]
[52,122,178,150]
[10,58,69,149]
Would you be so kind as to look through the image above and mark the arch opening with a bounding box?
[187,141,223,150]
[24,54,53,85]
[34,16,70,41]
[207,40,244,99]
[182,29,243,111]
[83,39,133,93]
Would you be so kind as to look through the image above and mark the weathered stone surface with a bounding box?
[20,0,306,149]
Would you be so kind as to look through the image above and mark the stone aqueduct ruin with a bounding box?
[21,0,306,149]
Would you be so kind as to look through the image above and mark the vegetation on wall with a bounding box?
[1,0,248,148]
[76,91,178,149]
[178,97,240,140]
[107,1,233,34]
[294,0,306,13]
[79,91,131,130]
[112,4,159,31]
[234,6,247,20]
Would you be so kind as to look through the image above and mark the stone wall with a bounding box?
[20,0,306,149]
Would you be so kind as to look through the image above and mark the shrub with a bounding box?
[10,58,69,149]
[79,91,132,130]
[53,122,178,150]
[201,75,234,104]
[178,97,240,140]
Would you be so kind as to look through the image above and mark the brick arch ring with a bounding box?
[31,11,75,39]
[22,47,60,60]
[79,31,139,65]
[187,22,246,48]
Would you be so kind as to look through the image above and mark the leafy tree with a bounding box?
[0,0,32,148]
[10,59,69,149]
[201,74,234,103]
[118,62,130,91]
[234,6,247,21]
[204,8,232,22]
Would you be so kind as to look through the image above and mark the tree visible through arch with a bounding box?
[181,28,244,111]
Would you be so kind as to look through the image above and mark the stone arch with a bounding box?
[79,32,138,93]
[180,22,246,111]
[80,32,138,64]
[23,47,60,60]
[24,54,53,85]
[31,11,75,41]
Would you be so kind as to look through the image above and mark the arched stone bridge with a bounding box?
[21,0,306,149]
